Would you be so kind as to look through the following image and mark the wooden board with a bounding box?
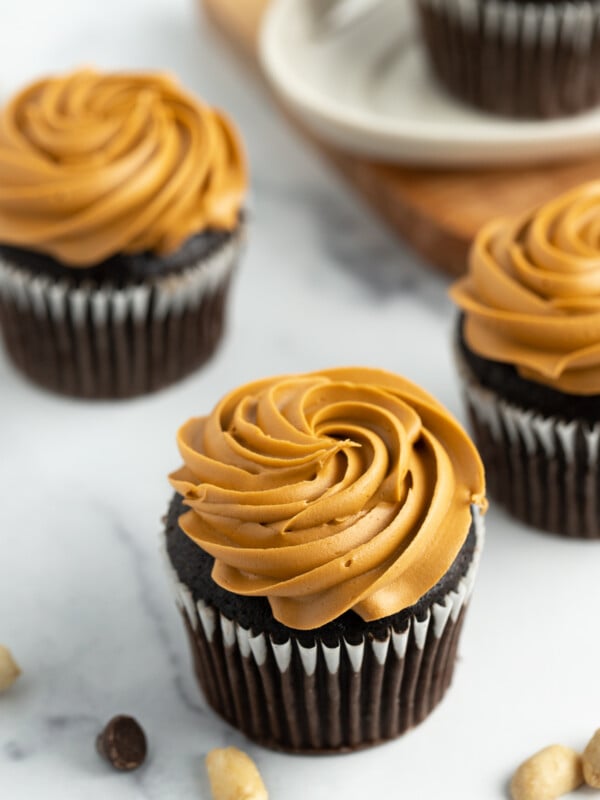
[203,0,600,276]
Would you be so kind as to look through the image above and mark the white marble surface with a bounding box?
[1,1,599,798]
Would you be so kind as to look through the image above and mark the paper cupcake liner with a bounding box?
[458,355,600,538]
[416,0,600,118]
[0,230,243,399]
[163,508,484,754]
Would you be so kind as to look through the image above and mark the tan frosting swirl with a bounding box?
[0,69,246,266]
[451,182,600,395]
[169,367,486,630]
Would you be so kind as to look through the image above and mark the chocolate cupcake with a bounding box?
[416,0,600,118]
[451,182,600,538]
[164,367,486,753]
[0,69,247,399]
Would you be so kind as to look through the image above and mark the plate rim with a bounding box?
[259,0,600,165]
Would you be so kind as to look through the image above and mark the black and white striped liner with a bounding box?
[417,0,600,117]
[0,230,242,399]
[163,508,484,753]
[460,360,600,538]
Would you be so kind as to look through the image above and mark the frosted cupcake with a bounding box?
[164,367,486,752]
[0,69,247,398]
[417,0,600,118]
[451,182,600,538]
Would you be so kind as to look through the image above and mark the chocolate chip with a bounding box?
[96,715,147,771]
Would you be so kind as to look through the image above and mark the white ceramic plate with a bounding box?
[260,0,600,167]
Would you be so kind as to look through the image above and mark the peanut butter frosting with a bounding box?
[451,182,600,395]
[0,69,246,266]
[169,367,486,630]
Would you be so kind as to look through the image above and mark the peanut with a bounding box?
[510,745,583,800]
[0,645,21,692]
[206,747,268,800]
[583,729,600,788]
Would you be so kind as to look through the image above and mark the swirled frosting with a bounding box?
[169,367,486,630]
[0,69,246,266]
[451,182,600,395]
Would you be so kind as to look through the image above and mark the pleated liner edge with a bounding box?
[459,352,600,538]
[417,0,600,118]
[0,229,243,399]
[162,507,485,754]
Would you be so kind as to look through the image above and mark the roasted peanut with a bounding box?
[206,747,268,800]
[583,729,600,788]
[510,745,583,800]
[0,645,21,692]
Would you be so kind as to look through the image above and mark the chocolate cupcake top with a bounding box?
[0,69,246,267]
[451,182,600,396]
[169,367,486,630]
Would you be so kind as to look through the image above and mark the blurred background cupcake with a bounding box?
[0,68,247,399]
[416,0,600,118]
[165,367,486,753]
[451,182,600,538]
